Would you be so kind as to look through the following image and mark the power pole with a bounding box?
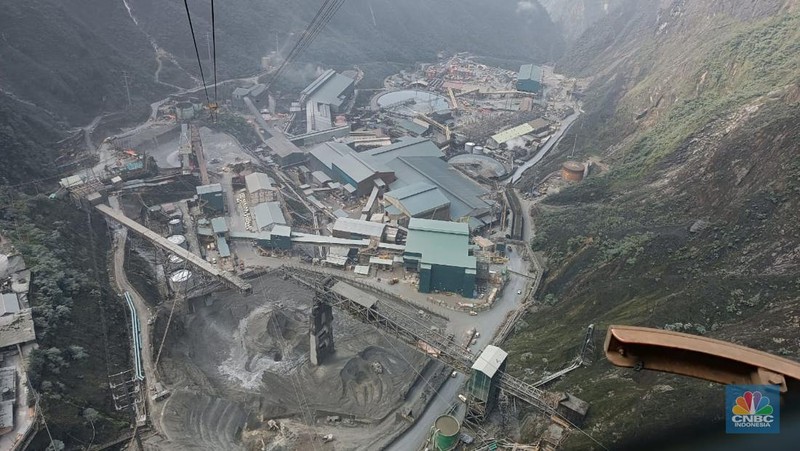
[122,72,132,108]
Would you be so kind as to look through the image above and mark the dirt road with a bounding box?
[109,208,162,436]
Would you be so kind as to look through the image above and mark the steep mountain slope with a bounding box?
[508,0,800,448]
[538,0,625,42]
[0,0,563,186]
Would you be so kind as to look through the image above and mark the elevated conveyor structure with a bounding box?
[280,266,563,416]
[96,204,252,293]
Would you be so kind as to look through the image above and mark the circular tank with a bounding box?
[473,145,484,155]
[433,415,460,451]
[561,160,585,181]
[465,142,476,153]
[170,269,192,283]
[168,218,184,235]
[167,234,187,248]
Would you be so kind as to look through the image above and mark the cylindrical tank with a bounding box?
[561,160,585,182]
[464,142,476,154]
[432,415,460,451]
[473,146,484,155]
[167,234,188,249]
[169,269,196,293]
[168,218,184,235]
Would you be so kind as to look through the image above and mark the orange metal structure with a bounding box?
[605,325,800,394]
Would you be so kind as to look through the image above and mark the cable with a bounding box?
[181,0,211,106]
[264,0,346,91]
[211,0,217,104]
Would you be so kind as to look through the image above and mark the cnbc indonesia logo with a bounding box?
[726,385,780,434]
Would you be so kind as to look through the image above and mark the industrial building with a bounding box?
[467,345,508,420]
[301,69,355,133]
[309,142,394,196]
[487,118,552,148]
[211,217,229,236]
[384,183,451,224]
[310,138,495,227]
[196,184,224,213]
[0,293,19,316]
[332,217,386,241]
[245,172,278,204]
[403,219,476,297]
[516,64,543,93]
[253,202,287,231]
[232,83,268,109]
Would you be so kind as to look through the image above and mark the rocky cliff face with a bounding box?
[538,0,624,41]
[509,1,800,448]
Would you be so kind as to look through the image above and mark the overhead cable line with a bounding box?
[181,0,211,106]
[210,0,219,117]
[264,0,346,91]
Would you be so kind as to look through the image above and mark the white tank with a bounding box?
[168,218,184,235]
[170,269,192,283]
[167,235,187,249]
[465,142,476,153]
[474,146,484,155]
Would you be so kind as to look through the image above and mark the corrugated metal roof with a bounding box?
[309,141,354,170]
[1,292,20,315]
[369,257,394,266]
[385,182,450,217]
[334,153,378,183]
[253,202,286,231]
[471,345,508,378]
[271,224,292,237]
[216,237,231,257]
[518,64,542,82]
[394,118,429,135]
[312,171,333,185]
[196,183,223,195]
[211,217,228,234]
[491,123,535,145]
[301,70,354,107]
[333,217,386,237]
[404,219,475,269]
[354,265,370,275]
[362,137,443,166]
[245,172,274,193]
[409,218,469,235]
[0,309,36,348]
[387,156,492,221]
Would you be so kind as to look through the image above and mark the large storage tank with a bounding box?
[169,269,196,293]
[167,234,188,249]
[464,142,476,154]
[432,415,460,451]
[473,146,484,155]
[168,218,184,235]
[561,160,585,182]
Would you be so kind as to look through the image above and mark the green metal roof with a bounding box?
[211,217,229,234]
[404,219,475,269]
[385,183,450,217]
[196,183,223,195]
[518,64,543,82]
[216,237,231,258]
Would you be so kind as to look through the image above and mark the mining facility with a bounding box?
[52,52,596,450]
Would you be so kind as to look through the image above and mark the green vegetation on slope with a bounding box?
[509,6,800,449]
[0,196,132,448]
